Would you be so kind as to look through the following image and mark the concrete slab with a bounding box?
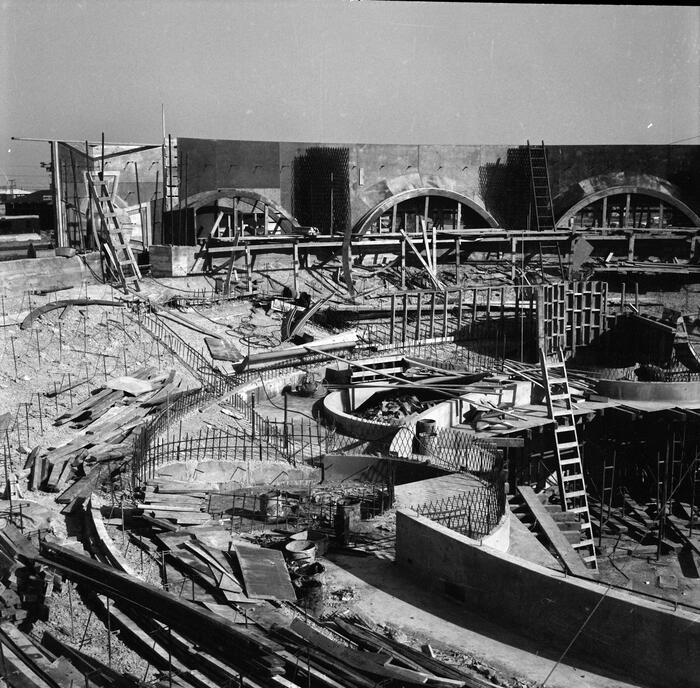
[394,472,485,509]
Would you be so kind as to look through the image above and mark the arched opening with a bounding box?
[165,188,299,245]
[353,188,498,236]
[557,187,700,230]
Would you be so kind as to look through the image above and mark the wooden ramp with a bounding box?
[517,486,593,578]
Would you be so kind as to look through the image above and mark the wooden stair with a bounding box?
[539,346,598,571]
[511,486,594,577]
[87,172,141,293]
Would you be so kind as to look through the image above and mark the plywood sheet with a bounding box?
[234,543,295,601]
[205,336,244,363]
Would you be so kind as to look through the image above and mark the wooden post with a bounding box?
[601,196,608,227]
[620,283,626,313]
[292,242,299,295]
[455,236,461,281]
[535,287,546,352]
[624,193,631,228]
[457,287,464,336]
[245,246,252,294]
[442,290,449,338]
[402,293,409,342]
[389,294,396,344]
[429,292,437,338]
[415,292,423,340]
[400,236,406,289]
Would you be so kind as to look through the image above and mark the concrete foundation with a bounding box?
[395,509,700,688]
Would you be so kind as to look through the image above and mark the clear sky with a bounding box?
[1,1,698,190]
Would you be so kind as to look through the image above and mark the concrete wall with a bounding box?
[0,253,89,293]
[56,142,163,247]
[395,509,700,688]
[172,138,700,235]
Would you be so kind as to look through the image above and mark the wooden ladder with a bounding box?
[87,172,142,293]
[527,140,565,278]
[539,346,598,570]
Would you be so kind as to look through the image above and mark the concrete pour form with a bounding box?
[597,378,700,403]
[395,509,700,688]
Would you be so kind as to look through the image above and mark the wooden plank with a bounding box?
[105,376,154,396]
[233,544,295,601]
[517,486,592,578]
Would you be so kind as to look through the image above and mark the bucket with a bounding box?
[416,418,437,435]
[335,498,361,545]
[299,579,324,617]
[291,530,329,557]
[284,539,316,564]
[297,561,325,584]
[414,419,438,456]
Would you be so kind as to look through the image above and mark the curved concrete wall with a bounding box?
[322,388,401,441]
[597,378,700,402]
[396,509,700,688]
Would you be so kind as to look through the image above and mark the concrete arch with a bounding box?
[554,174,700,228]
[177,187,299,230]
[343,187,498,294]
[352,187,498,236]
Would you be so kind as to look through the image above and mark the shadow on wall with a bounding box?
[478,147,531,230]
[293,147,351,234]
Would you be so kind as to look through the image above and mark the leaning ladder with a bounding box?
[87,172,141,293]
[539,346,598,570]
[527,140,565,279]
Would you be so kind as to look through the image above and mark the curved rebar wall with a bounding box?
[127,298,507,515]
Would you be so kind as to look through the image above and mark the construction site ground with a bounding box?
[0,271,697,688]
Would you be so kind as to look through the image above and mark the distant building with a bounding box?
[5,189,54,232]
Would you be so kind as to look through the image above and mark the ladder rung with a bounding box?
[560,458,581,467]
[555,424,576,433]
[557,441,579,451]
[562,473,584,482]
[564,489,587,499]
[568,506,590,514]
[572,538,595,549]
[550,393,569,401]
[547,376,567,385]
[581,555,598,564]
[553,408,573,417]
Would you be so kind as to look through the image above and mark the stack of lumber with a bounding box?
[0,622,106,688]
[138,483,211,526]
[26,367,197,500]
[0,523,55,624]
[39,538,499,688]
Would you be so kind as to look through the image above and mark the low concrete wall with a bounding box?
[395,509,700,688]
[323,389,400,441]
[149,245,196,277]
[597,378,700,402]
[0,253,89,293]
